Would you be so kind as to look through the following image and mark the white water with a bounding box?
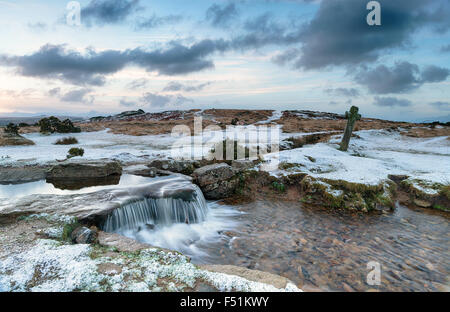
[101,184,241,261]
[102,184,209,232]
[118,202,240,262]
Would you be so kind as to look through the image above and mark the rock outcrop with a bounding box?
[71,226,98,244]
[46,159,122,180]
[147,159,197,175]
[193,163,239,199]
[0,176,198,221]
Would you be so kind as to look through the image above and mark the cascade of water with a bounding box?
[102,184,208,233]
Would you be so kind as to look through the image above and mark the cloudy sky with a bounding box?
[0,0,449,121]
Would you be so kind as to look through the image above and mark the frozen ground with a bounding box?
[1,128,448,190]
[0,130,182,166]
[0,238,300,292]
[264,129,450,187]
[0,127,283,166]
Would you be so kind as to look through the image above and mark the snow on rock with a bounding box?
[264,130,450,187]
[0,239,302,292]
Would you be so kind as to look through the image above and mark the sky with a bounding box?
[0,0,449,122]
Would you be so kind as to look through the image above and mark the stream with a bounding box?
[201,200,449,292]
[1,175,448,292]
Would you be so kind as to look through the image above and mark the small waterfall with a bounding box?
[102,184,208,233]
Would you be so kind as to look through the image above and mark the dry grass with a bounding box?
[11,109,449,139]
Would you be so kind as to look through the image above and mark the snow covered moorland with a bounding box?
[0,109,449,292]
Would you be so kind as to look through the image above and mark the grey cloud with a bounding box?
[325,88,360,97]
[285,0,450,69]
[0,44,126,86]
[162,81,212,92]
[373,96,412,107]
[48,87,61,97]
[127,78,148,90]
[355,62,449,94]
[272,48,301,66]
[0,40,229,85]
[120,98,137,107]
[129,39,229,75]
[206,3,239,27]
[420,65,450,83]
[430,101,450,111]
[232,13,301,50]
[82,0,142,26]
[141,92,193,108]
[355,62,421,94]
[60,88,94,104]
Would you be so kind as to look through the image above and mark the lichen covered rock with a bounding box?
[193,163,239,199]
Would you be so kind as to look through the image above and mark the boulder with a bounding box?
[147,159,196,175]
[71,226,98,244]
[46,159,122,179]
[413,199,432,208]
[193,163,238,199]
[231,160,255,172]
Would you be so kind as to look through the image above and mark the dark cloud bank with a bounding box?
[355,62,450,94]
[81,0,142,26]
[0,0,449,92]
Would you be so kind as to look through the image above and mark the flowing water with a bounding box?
[200,200,450,292]
[1,175,448,291]
[0,174,156,198]
[100,183,241,261]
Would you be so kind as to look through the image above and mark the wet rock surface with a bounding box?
[71,226,98,244]
[46,159,122,179]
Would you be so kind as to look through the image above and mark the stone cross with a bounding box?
[339,106,361,151]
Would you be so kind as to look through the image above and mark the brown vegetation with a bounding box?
[11,109,450,139]
[54,137,79,145]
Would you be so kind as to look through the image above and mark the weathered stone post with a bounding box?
[339,106,361,151]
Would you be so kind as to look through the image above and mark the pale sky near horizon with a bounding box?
[0,0,449,122]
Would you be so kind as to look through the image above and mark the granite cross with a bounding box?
[339,106,361,152]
